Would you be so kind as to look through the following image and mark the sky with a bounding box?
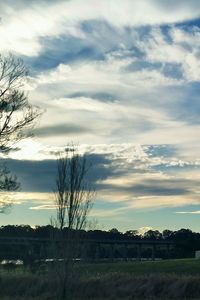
[1,0,200,232]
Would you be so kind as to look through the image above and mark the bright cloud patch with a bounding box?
[176,211,200,214]
[1,0,200,56]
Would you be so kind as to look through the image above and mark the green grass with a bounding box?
[0,258,199,277]
[76,258,200,277]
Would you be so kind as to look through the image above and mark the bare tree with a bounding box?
[0,54,40,152]
[53,145,95,300]
[55,146,93,231]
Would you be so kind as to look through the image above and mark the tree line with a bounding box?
[0,225,199,259]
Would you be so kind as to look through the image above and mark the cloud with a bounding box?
[2,143,200,214]
[1,0,200,56]
[22,25,200,147]
[90,207,127,218]
[32,52,181,90]
[100,191,200,210]
[13,192,54,204]
[3,151,114,192]
[97,171,200,207]
[176,211,200,214]
[29,204,56,210]
[137,226,153,235]
[12,19,199,155]
[5,160,57,192]
[28,96,175,146]
[33,123,93,137]
[25,64,200,148]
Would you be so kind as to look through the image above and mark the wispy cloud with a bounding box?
[29,204,56,210]
[176,210,200,214]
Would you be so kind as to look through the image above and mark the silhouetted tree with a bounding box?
[53,145,95,300]
[0,164,20,212]
[0,54,40,152]
[124,230,140,239]
[144,230,162,240]
[0,54,40,211]
[162,229,174,240]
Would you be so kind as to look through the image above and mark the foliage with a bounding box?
[0,164,20,212]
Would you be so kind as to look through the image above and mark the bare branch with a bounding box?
[54,145,95,231]
[0,54,41,152]
[0,54,41,212]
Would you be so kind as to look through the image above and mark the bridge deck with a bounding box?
[0,236,174,246]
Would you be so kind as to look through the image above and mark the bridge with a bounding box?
[0,236,174,261]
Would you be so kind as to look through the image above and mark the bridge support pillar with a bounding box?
[95,243,101,260]
[152,244,156,261]
[166,244,170,259]
[123,244,128,261]
[110,244,115,262]
[137,244,142,261]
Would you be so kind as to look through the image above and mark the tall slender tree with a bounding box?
[53,145,94,300]
[55,146,93,231]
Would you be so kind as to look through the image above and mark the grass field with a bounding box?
[77,258,200,277]
[0,259,200,299]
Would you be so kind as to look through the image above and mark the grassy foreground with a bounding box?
[0,259,200,299]
[76,258,200,276]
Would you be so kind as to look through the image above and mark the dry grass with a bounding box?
[0,271,199,299]
[71,273,200,300]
